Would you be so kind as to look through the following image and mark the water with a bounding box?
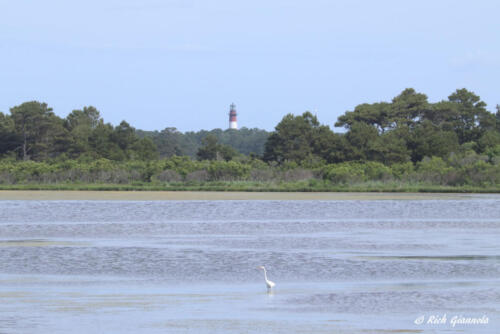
[0,197,499,333]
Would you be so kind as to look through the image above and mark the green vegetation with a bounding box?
[1,88,500,192]
[136,127,269,158]
[0,154,499,192]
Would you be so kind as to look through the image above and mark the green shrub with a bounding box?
[391,162,414,180]
[322,163,364,184]
[207,161,251,181]
[363,161,392,181]
[416,157,454,184]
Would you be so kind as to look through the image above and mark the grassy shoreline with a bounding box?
[0,182,499,194]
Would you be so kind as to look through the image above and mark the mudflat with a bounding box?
[0,190,475,201]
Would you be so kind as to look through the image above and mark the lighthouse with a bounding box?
[228,103,238,129]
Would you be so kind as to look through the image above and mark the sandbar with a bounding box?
[0,190,480,201]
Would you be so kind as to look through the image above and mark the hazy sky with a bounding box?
[1,0,499,131]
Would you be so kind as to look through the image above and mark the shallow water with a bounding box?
[0,198,499,333]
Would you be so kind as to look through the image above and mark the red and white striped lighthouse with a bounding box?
[229,103,238,129]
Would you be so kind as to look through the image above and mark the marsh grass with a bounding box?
[0,180,498,193]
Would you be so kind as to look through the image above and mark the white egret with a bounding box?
[258,266,275,290]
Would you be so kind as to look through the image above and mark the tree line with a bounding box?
[1,88,500,189]
[0,101,269,161]
[137,127,269,158]
[264,88,500,165]
[0,103,158,161]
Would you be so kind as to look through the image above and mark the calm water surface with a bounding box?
[1,197,499,333]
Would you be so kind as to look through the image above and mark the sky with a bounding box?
[1,0,499,132]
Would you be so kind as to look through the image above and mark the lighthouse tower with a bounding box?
[229,103,238,129]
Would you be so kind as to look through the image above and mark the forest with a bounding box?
[1,88,500,191]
